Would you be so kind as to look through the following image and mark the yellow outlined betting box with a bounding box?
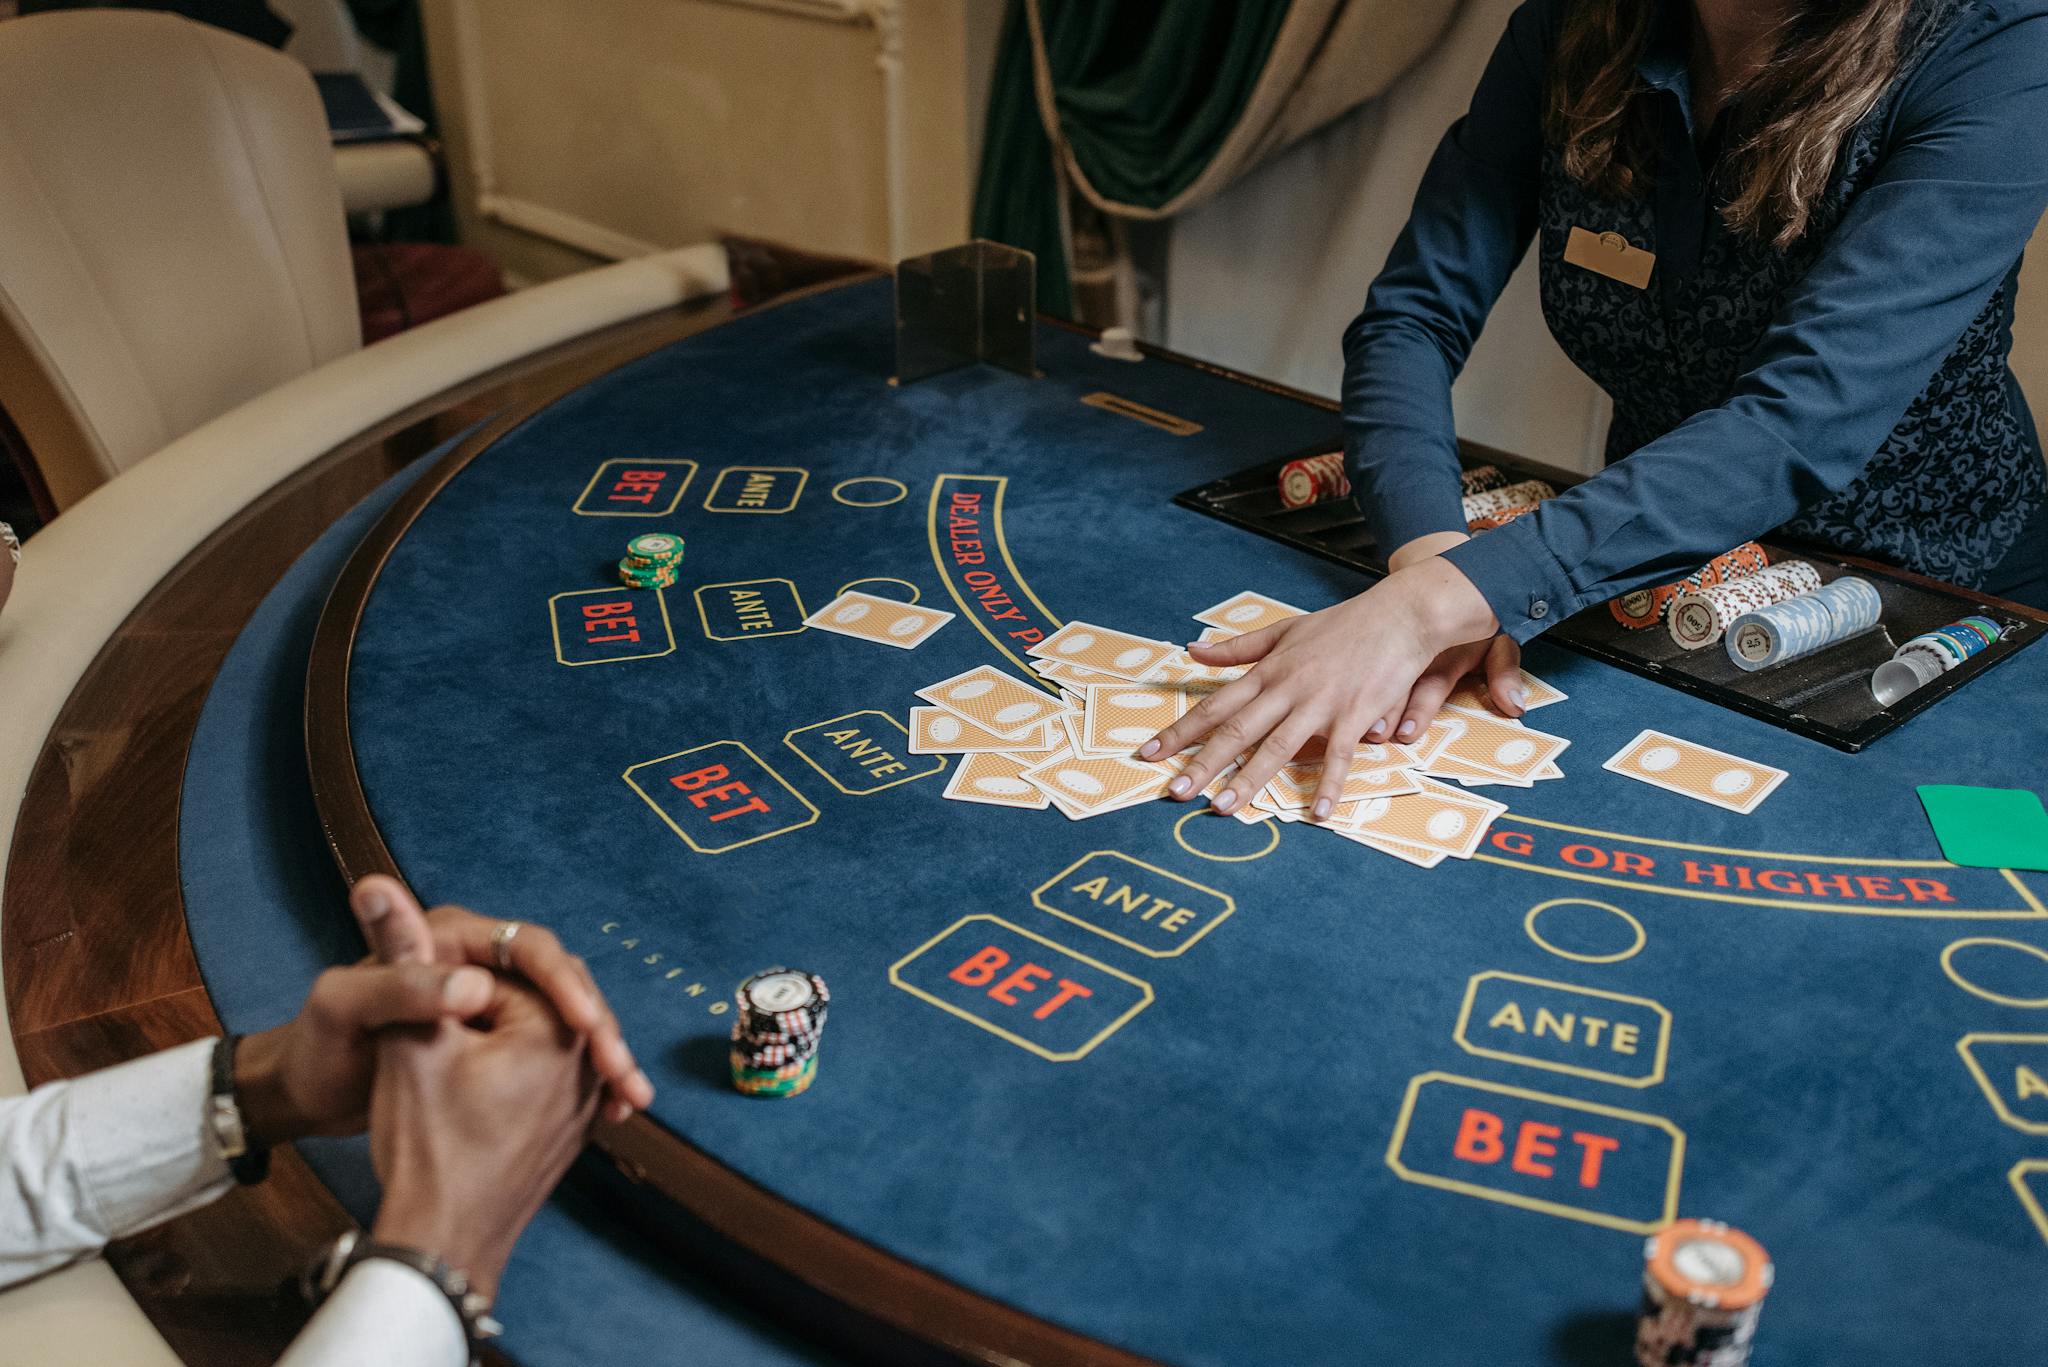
[1453,972,1670,1088]
[783,711,945,795]
[1384,1072,1684,1234]
[1957,1033,2048,1135]
[704,465,808,513]
[694,578,807,641]
[2011,1160,2048,1248]
[549,588,676,666]
[890,914,1152,1062]
[622,740,818,854]
[573,459,697,516]
[1031,851,1235,958]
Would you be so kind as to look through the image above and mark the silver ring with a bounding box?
[489,921,522,971]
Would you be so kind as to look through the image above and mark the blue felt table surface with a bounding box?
[180,442,845,1367]
[191,278,2048,1367]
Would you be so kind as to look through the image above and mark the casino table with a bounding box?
[18,272,2048,1366]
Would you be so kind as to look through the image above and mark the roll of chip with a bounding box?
[1467,504,1540,533]
[1458,464,1511,496]
[1634,1219,1772,1367]
[1665,561,1822,650]
[1608,543,1771,630]
[1276,452,1349,509]
[1460,478,1555,525]
[1870,614,2005,706]
[1724,575,1883,671]
[730,968,828,1098]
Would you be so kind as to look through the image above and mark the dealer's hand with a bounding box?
[350,874,653,1124]
[367,973,600,1302]
[1140,540,1514,822]
[1360,530,1525,746]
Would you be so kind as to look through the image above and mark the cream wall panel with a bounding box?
[421,0,999,282]
[475,0,889,257]
[1162,0,1609,475]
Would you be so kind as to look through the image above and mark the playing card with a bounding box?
[910,706,1058,755]
[1602,729,1787,814]
[1417,752,1535,788]
[916,666,1067,740]
[1439,706,1571,781]
[1443,669,1568,715]
[1083,682,1201,754]
[1412,715,1466,766]
[1020,752,1172,817]
[942,751,1051,808]
[1272,746,1422,806]
[1337,778,1506,858]
[1034,658,1152,690]
[1029,621,1180,680]
[804,590,953,649]
[1193,591,1307,636]
[1330,827,1450,868]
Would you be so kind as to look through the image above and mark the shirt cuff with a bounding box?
[64,1037,233,1241]
[1440,516,1585,643]
[278,1259,469,1367]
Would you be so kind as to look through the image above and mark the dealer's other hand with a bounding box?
[367,972,600,1302]
[349,874,653,1124]
[1140,533,1519,822]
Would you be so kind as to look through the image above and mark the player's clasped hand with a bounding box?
[1139,552,1519,821]
[349,874,654,1124]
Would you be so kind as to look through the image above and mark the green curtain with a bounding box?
[971,0,1294,316]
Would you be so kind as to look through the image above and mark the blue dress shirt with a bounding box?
[1342,0,2048,639]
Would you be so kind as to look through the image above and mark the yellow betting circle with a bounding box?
[836,577,921,606]
[1173,808,1280,864]
[1523,898,1646,965]
[831,477,909,508]
[1941,937,2048,1009]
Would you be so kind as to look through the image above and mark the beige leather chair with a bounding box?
[0,10,361,510]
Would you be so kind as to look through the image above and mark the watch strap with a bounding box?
[207,1034,271,1185]
[302,1230,503,1366]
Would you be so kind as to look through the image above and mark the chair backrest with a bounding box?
[0,10,359,511]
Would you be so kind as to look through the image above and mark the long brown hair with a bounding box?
[1545,0,1927,248]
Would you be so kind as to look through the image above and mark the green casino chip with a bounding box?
[626,533,684,561]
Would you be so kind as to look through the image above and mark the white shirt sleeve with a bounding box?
[277,1259,468,1367]
[0,1038,232,1289]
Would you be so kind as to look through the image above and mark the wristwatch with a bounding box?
[302,1229,504,1366]
[207,1034,270,1185]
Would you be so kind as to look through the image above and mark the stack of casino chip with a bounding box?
[1665,560,1822,650]
[1609,542,1771,630]
[1634,1219,1773,1367]
[1870,614,2004,706]
[729,967,828,1098]
[1276,452,1349,509]
[1461,478,1554,530]
[617,532,684,590]
[1724,575,1883,672]
[1275,458,1513,512]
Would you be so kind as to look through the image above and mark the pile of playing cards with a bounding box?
[905,592,1577,870]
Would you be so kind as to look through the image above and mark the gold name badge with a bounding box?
[1564,226,1656,289]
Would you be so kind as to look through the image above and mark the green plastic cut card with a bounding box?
[1917,785,2048,872]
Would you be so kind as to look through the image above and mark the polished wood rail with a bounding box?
[2,297,727,1365]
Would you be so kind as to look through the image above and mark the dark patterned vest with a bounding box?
[1536,0,2044,586]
